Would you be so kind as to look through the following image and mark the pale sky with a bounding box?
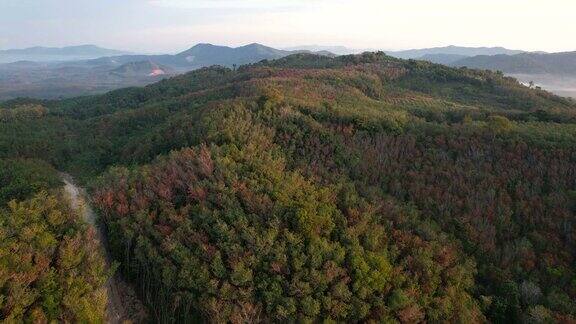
[1,0,574,53]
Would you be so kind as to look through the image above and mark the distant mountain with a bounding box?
[85,54,190,69]
[388,45,526,59]
[5,42,574,100]
[0,45,132,64]
[74,44,277,71]
[0,43,335,100]
[176,43,290,68]
[111,61,175,77]
[0,60,46,69]
[452,51,576,75]
[448,51,576,98]
[314,50,338,57]
[0,45,130,56]
[89,43,334,71]
[416,53,469,65]
[284,45,366,55]
[0,57,174,100]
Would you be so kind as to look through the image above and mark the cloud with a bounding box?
[147,0,311,9]
[137,0,576,53]
[4,0,574,52]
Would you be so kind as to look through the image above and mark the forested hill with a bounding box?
[1,52,575,322]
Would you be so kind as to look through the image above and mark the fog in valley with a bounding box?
[511,74,576,98]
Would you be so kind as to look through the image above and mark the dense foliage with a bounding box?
[0,192,108,322]
[92,133,483,322]
[0,158,61,206]
[1,52,575,322]
[0,110,108,322]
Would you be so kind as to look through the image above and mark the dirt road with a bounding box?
[62,174,143,323]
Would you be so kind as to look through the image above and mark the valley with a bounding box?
[510,74,576,99]
[445,51,576,98]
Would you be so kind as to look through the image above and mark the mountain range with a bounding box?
[448,51,576,98]
[284,45,368,55]
[285,45,526,60]
[178,43,289,67]
[1,43,574,100]
[110,60,174,77]
[0,45,132,63]
[452,51,576,75]
[388,45,525,60]
[0,43,335,100]
[0,45,130,56]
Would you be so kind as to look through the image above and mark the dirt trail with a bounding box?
[62,174,144,323]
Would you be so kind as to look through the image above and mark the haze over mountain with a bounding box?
[110,60,174,77]
[284,45,369,55]
[449,51,576,98]
[415,53,470,65]
[285,45,526,60]
[1,42,574,100]
[79,43,330,70]
[0,45,132,64]
[176,43,292,68]
[387,45,526,60]
[453,51,576,75]
[0,43,332,100]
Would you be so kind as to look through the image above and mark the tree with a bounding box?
[487,115,514,133]
[0,192,108,322]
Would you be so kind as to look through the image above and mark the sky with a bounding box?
[1,0,575,53]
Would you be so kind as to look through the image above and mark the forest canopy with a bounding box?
[0,192,108,322]
[0,52,575,322]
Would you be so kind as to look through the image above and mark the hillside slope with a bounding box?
[1,52,575,323]
[110,60,175,77]
[0,160,109,322]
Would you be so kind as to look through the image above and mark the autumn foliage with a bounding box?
[0,192,108,322]
[1,52,575,322]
